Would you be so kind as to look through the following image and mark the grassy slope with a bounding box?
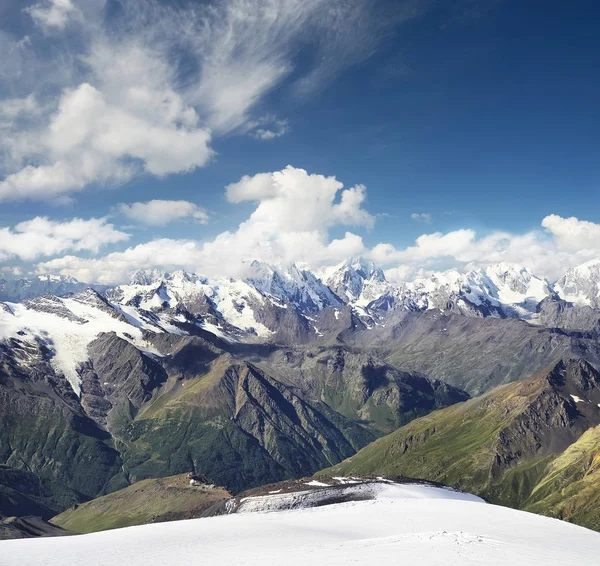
[117,357,290,492]
[51,474,230,533]
[524,425,600,530]
[321,371,600,530]
[324,380,542,497]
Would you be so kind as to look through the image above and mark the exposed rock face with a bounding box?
[537,296,600,332]
[326,257,387,305]
[0,516,71,539]
[22,295,88,323]
[258,347,469,434]
[247,261,343,313]
[340,309,600,395]
[115,355,380,493]
[0,466,80,520]
[80,332,168,429]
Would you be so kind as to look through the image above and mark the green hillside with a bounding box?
[51,474,230,533]
[322,359,600,530]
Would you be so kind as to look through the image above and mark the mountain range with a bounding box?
[2,257,600,533]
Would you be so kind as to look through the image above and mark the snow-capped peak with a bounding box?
[555,258,600,307]
[390,263,553,318]
[345,257,386,282]
[246,260,343,312]
[327,257,389,306]
[128,269,168,286]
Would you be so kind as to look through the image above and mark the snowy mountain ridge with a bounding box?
[2,257,600,398]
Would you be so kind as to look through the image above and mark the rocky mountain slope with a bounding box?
[0,289,468,516]
[324,359,600,530]
[0,516,70,540]
[0,466,80,521]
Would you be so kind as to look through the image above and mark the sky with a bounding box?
[0,0,599,284]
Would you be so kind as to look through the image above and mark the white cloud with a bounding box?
[0,216,130,262]
[28,165,600,285]
[37,239,202,285]
[246,116,290,140]
[36,166,373,282]
[0,53,214,201]
[1,0,407,202]
[370,216,600,282]
[410,212,432,223]
[25,0,80,31]
[1,266,24,277]
[541,214,600,251]
[0,94,41,120]
[225,166,374,234]
[385,264,435,284]
[118,200,209,226]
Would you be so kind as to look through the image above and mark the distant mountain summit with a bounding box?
[326,257,388,306]
[555,259,600,308]
[0,275,97,302]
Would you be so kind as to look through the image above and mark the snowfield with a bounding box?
[3,483,600,565]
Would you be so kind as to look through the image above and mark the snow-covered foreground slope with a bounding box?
[4,484,600,565]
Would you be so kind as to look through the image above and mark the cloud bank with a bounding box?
[12,165,598,285]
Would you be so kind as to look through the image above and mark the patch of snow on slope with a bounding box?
[4,483,600,566]
[0,298,163,395]
[198,321,234,342]
[205,279,273,337]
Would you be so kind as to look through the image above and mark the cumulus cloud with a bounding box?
[0,216,129,262]
[370,215,600,282]
[118,200,209,226]
[0,0,412,202]
[410,212,432,223]
[36,166,373,282]
[26,168,600,285]
[541,214,600,251]
[226,166,374,232]
[0,50,213,202]
[1,265,24,277]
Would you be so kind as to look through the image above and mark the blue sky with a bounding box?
[0,0,599,283]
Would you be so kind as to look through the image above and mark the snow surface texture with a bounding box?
[3,484,600,565]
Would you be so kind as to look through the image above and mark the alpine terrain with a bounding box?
[2,258,600,538]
